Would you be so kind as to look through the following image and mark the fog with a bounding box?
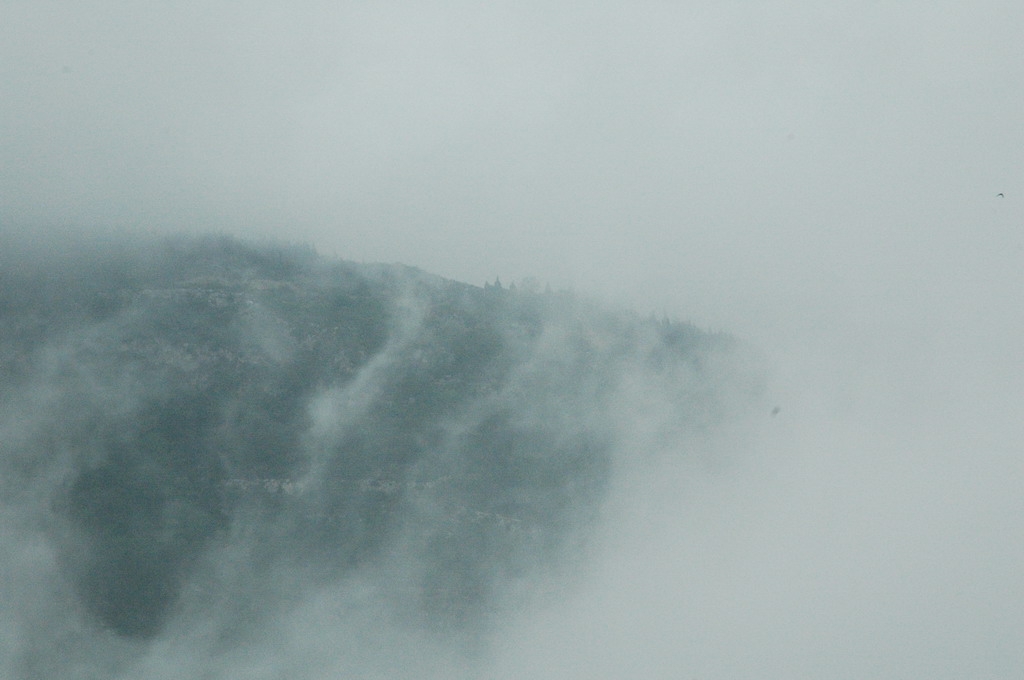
[3,1,1023,678]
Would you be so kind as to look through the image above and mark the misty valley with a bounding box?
[0,235,759,677]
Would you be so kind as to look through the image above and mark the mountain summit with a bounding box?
[0,234,758,673]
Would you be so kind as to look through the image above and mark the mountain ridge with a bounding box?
[0,233,760,675]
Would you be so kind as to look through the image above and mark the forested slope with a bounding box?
[0,234,758,675]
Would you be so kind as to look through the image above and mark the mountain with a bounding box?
[0,234,760,675]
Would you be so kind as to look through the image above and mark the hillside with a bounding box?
[0,234,759,674]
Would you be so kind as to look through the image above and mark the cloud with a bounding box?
[2,1,1023,676]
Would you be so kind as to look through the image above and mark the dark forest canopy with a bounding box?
[0,233,760,675]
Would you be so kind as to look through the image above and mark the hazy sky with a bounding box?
[4,1,1021,326]
[3,2,1023,677]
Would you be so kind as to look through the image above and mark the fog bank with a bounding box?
[3,0,1023,676]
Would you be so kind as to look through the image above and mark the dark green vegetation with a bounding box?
[0,234,751,652]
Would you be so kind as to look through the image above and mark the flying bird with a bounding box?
[770,406,781,417]
[997,193,1004,198]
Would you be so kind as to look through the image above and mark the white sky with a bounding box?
[3,2,1023,677]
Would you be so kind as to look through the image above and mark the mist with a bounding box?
[3,1,1023,678]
